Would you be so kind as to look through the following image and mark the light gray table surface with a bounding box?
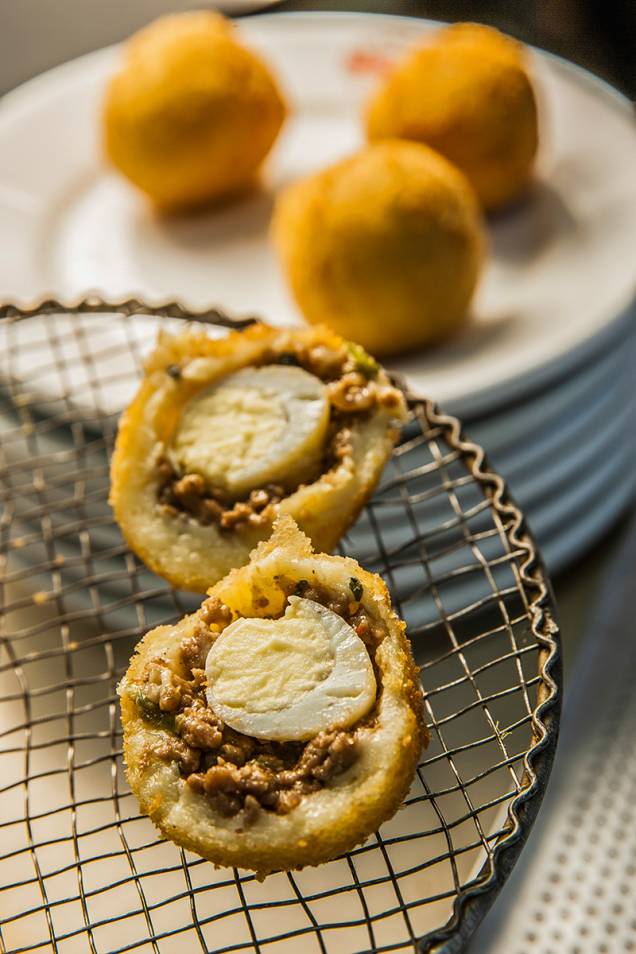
[470,509,636,951]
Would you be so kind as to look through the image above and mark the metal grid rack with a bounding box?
[0,300,561,954]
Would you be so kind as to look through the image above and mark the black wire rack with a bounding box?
[0,299,561,954]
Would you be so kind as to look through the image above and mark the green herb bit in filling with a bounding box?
[349,577,364,601]
[347,343,380,379]
[128,686,177,733]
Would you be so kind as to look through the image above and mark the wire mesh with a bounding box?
[0,300,561,954]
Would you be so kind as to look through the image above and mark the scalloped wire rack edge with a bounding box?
[0,298,561,954]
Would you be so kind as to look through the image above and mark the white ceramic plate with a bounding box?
[1,11,635,415]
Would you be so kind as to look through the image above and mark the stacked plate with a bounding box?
[1,12,635,572]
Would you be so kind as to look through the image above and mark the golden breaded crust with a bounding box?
[365,22,538,210]
[103,11,287,209]
[110,322,406,591]
[272,141,484,356]
[121,517,426,876]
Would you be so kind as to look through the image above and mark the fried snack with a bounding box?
[110,322,406,591]
[272,140,484,357]
[366,23,539,211]
[103,11,286,209]
[119,517,426,876]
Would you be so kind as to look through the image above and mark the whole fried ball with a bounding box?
[103,11,287,209]
[272,140,485,357]
[366,23,538,211]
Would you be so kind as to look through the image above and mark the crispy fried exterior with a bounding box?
[121,517,426,876]
[366,22,539,211]
[103,11,286,209]
[272,140,484,357]
[109,322,406,591]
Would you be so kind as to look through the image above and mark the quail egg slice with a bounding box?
[205,596,377,741]
[169,365,329,498]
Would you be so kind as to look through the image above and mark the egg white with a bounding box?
[170,366,330,497]
[205,596,376,741]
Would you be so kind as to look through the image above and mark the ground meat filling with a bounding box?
[130,589,385,823]
[157,471,284,531]
[155,341,403,530]
[187,728,358,818]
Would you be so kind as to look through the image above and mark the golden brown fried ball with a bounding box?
[366,23,539,211]
[120,516,425,877]
[109,322,406,593]
[272,140,485,357]
[103,11,287,209]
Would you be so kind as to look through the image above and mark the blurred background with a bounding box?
[1,0,635,98]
